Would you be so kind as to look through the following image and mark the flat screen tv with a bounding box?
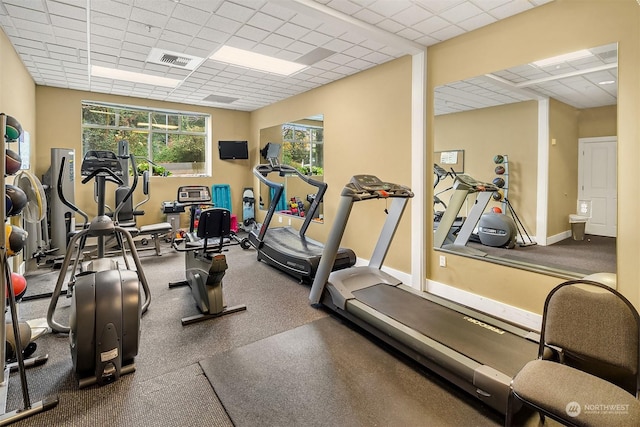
[218,140,248,160]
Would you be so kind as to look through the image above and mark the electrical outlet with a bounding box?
[439,255,447,267]
[288,218,291,225]
[278,216,282,223]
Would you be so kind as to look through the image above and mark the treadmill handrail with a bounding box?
[252,163,327,240]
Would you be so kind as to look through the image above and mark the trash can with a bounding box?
[569,214,588,241]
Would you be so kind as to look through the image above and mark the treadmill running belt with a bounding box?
[352,284,538,377]
[265,227,323,256]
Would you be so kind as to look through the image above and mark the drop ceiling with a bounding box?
[0,0,559,112]
[435,42,618,115]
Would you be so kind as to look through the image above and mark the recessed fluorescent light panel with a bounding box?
[91,65,181,88]
[210,46,307,76]
[531,49,593,67]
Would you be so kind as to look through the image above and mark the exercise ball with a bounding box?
[478,213,517,249]
[494,165,505,175]
[6,272,27,301]
[491,207,503,214]
[5,224,27,257]
[493,177,505,188]
[5,149,22,176]
[493,154,504,164]
[5,184,27,216]
[5,322,37,363]
[492,191,503,201]
[4,115,22,141]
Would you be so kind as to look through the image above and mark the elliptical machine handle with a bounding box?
[81,167,124,186]
[113,155,138,222]
[57,156,89,228]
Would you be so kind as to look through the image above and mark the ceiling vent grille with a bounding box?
[147,48,204,71]
[203,94,239,104]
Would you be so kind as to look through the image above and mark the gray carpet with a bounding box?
[200,316,502,427]
[5,237,544,426]
[468,234,616,276]
[6,240,325,426]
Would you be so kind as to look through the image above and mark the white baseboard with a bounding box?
[546,230,571,245]
[427,279,542,331]
[355,257,542,331]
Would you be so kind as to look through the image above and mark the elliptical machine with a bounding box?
[47,150,151,388]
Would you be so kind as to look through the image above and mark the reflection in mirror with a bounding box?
[433,43,617,278]
[259,115,324,223]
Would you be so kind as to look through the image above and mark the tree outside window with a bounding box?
[281,123,323,175]
[82,102,210,176]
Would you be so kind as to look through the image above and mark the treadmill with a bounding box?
[247,150,356,283]
[309,174,539,415]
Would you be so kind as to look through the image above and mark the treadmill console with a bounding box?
[347,175,414,199]
[350,175,391,192]
[454,174,500,193]
[177,185,212,204]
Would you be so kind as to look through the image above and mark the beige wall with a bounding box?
[1,28,36,271]
[547,99,579,236]
[579,105,617,138]
[35,86,252,229]
[1,29,36,168]
[251,56,413,273]
[434,101,538,234]
[428,0,640,310]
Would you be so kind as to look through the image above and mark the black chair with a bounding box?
[506,279,640,426]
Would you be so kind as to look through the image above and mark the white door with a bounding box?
[578,137,617,237]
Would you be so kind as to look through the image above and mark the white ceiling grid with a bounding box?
[435,43,618,115]
[0,0,585,113]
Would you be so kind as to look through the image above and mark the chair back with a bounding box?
[197,208,231,252]
[540,280,640,395]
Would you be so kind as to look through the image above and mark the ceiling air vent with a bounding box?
[146,48,204,71]
[203,94,239,104]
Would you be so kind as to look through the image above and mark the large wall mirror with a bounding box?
[259,115,325,223]
[433,43,617,278]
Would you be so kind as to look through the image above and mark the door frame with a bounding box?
[578,136,617,237]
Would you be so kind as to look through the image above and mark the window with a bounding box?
[281,123,323,175]
[81,101,210,176]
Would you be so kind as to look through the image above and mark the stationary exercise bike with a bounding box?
[47,150,151,388]
[169,185,246,326]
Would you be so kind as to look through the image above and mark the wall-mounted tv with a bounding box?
[218,140,249,160]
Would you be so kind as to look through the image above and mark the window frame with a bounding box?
[81,101,211,177]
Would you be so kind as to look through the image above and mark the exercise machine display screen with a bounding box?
[81,150,123,177]
[177,186,212,204]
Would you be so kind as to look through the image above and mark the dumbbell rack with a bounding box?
[0,113,58,425]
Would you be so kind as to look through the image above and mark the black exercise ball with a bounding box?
[494,154,504,164]
[5,224,27,257]
[493,177,505,188]
[5,184,27,216]
[495,165,505,175]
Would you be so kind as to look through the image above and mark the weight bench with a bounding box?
[109,171,172,255]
